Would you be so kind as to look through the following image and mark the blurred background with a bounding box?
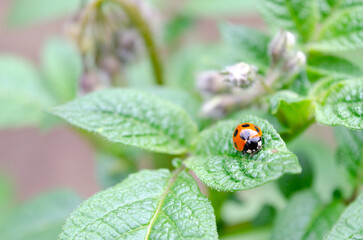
[0,0,267,201]
[2,0,362,239]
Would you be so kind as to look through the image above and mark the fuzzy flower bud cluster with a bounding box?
[196,62,259,119]
[65,0,159,93]
[221,62,258,88]
[268,30,306,76]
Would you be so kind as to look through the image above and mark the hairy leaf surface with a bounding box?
[310,7,363,51]
[324,192,363,240]
[186,116,301,191]
[307,54,362,81]
[59,169,218,240]
[52,89,198,154]
[259,0,319,41]
[315,79,363,130]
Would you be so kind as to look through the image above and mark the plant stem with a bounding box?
[77,0,164,85]
[111,0,164,85]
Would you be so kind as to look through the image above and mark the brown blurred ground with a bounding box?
[0,0,334,202]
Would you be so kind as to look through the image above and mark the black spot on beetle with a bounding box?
[255,126,260,133]
[234,129,238,137]
[242,124,250,127]
[234,142,238,148]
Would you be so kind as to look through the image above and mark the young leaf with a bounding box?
[59,169,218,239]
[310,7,363,52]
[259,0,319,41]
[0,55,53,128]
[309,77,340,100]
[271,190,345,240]
[6,0,78,27]
[334,127,363,179]
[324,192,363,240]
[307,54,362,82]
[186,116,301,191]
[269,91,315,136]
[315,79,363,130]
[52,89,198,154]
[42,37,82,103]
[220,23,270,70]
[0,190,81,240]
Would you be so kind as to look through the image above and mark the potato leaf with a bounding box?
[186,116,301,191]
[315,79,363,130]
[52,89,198,154]
[59,169,218,239]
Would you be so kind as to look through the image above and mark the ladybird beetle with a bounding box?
[232,123,262,154]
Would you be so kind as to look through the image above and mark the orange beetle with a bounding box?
[232,123,262,154]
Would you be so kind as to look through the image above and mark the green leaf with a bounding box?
[182,0,257,17]
[7,0,78,27]
[303,201,345,240]
[309,77,340,100]
[0,190,81,240]
[271,190,344,240]
[307,54,362,82]
[259,0,319,41]
[315,79,363,130]
[310,7,363,52]
[52,88,198,154]
[228,109,287,134]
[334,127,363,179]
[59,169,218,239]
[220,226,272,240]
[164,14,194,43]
[288,137,351,202]
[166,43,232,91]
[42,37,82,103]
[277,146,314,198]
[221,183,285,225]
[269,91,315,136]
[0,55,53,128]
[324,192,363,240]
[186,116,301,191]
[220,23,270,70]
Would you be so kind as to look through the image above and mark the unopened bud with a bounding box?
[268,30,296,64]
[221,62,258,88]
[283,51,306,75]
[200,95,242,119]
[196,71,230,95]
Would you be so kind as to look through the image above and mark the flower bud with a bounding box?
[221,62,258,88]
[268,30,296,64]
[196,71,230,95]
[283,51,306,75]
